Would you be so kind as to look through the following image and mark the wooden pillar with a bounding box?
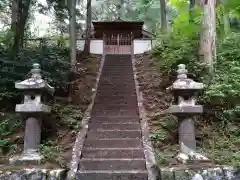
[131,32,134,57]
[103,33,106,57]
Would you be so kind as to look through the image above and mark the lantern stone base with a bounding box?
[176,152,209,164]
[9,151,42,166]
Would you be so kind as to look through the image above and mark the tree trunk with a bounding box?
[83,0,92,55]
[189,0,195,22]
[160,0,167,33]
[11,0,19,32]
[67,0,77,102]
[222,13,230,34]
[218,0,230,35]
[199,0,216,76]
[12,0,31,56]
[69,0,76,70]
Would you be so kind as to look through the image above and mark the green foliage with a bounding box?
[225,0,240,18]
[52,103,83,132]
[0,114,22,137]
[0,45,70,104]
[150,130,168,142]
[172,8,202,37]
[0,30,14,49]
[153,35,205,79]
[153,5,204,75]
[0,114,22,154]
[204,32,240,123]
[169,0,188,12]
[153,4,240,166]
[155,145,179,166]
[39,140,65,167]
[203,128,240,167]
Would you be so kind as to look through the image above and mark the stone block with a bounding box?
[160,167,240,180]
[15,103,51,113]
[0,169,66,180]
[166,105,203,115]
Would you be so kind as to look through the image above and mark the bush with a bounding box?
[153,29,240,124]
[0,46,71,108]
[152,20,240,166]
[204,32,240,124]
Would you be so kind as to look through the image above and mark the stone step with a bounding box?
[99,77,134,79]
[97,88,135,91]
[101,70,133,73]
[97,84,135,87]
[96,92,136,95]
[93,100,137,103]
[100,75,133,78]
[95,95,137,98]
[98,79,134,82]
[79,159,146,171]
[95,90,136,93]
[91,111,139,116]
[93,100,137,104]
[81,148,144,159]
[101,73,133,76]
[102,66,132,68]
[102,66,132,67]
[103,63,132,65]
[94,99,136,102]
[99,76,134,78]
[94,98,137,102]
[93,102,138,106]
[103,62,132,65]
[92,108,138,113]
[84,139,142,148]
[76,170,148,180]
[101,73,133,75]
[92,106,138,110]
[89,117,140,123]
[88,123,141,131]
[102,65,133,68]
[92,107,138,111]
[86,130,141,139]
[97,84,135,88]
[102,67,132,68]
[91,108,138,112]
[99,79,134,82]
[97,85,135,88]
[96,89,136,92]
[98,83,135,86]
[91,107,138,112]
[93,103,138,107]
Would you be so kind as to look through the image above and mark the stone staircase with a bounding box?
[76,54,148,180]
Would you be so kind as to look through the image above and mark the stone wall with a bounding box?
[0,169,66,180]
[160,167,240,180]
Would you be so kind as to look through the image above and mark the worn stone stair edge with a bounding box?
[76,172,148,180]
[132,56,159,180]
[77,170,148,173]
[67,55,105,180]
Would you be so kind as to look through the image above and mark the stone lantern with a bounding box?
[10,63,54,165]
[166,64,208,163]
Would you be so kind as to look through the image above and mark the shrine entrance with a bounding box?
[92,19,145,55]
[104,33,132,54]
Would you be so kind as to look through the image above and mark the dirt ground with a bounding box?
[0,53,101,169]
